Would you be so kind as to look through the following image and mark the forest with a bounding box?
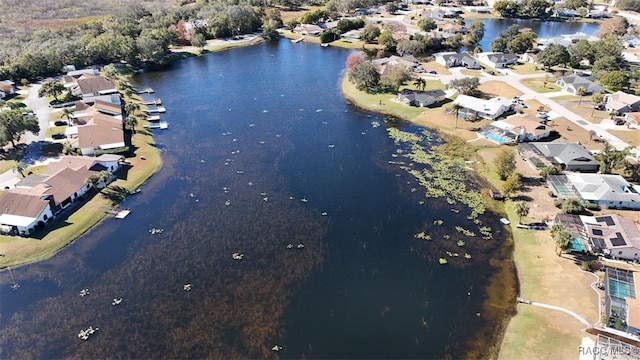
[0,0,390,81]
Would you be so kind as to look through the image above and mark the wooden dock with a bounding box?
[136,87,154,94]
[143,106,166,113]
[292,37,304,43]
[143,98,162,105]
[146,115,161,121]
[144,121,169,129]
[106,208,131,219]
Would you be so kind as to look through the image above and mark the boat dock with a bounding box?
[143,98,162,106]
[143,105,166,113]
[106,208,131,219]
[144,121,169,129]
[136,87,154,94]
[146,115,161,121]
[292,37,304,43]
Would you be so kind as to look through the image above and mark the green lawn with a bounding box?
[520,77,562,93]
[510,62,547,75]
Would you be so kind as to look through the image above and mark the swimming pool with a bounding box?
[483,131,510,144]
[570,236,586,252]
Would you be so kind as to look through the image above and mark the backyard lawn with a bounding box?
[559,100,609,124]
[520,77,562,93]
[421,61,451,75]
[510,62,547,75]
[478,81,522,99]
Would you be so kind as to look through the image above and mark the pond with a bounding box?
[0,39,516,359]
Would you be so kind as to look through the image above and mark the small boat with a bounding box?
[292,37,304,43]
[129,188,141,195]
[321,43,329,47]
[500,218,510,225]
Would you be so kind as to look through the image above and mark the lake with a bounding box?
[479,17,601,51]
[0,39,516,358]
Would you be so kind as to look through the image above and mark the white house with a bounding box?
[479,52,519,68]
[489,115,552,142]
[604,91,640,114]
[0,192,54,236]
[452,94,513,120]
[395,89,446,107]
[547,173,640,209]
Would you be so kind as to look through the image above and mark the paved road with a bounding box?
[422,67,640,160]
[21,83,50,143]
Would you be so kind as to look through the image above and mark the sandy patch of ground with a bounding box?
[478,81,523,99]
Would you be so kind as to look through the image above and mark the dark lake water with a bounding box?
[479,18,601,52]
[0,39,516,359]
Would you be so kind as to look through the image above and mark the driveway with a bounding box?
[20,83,51,142]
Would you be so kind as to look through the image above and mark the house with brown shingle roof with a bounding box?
[0,155,122,236]
[72,74,118,100]
[0,192,54,236]
[66,111,125,156]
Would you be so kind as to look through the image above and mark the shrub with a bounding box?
[548,191,557,198]
[583,202,600,211]
[553,199,563,208]
[580,261,591,271]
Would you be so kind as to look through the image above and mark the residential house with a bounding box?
[555,213,640,261]
[435,52,481,69]
[294,24,323,36]
[435,21,468,34]
[479,52,519,68]
[71,74,118,100]
[0,89,5,99]
[341,29,362,41]
[488,115,552,142]
[604,91,640,114]
[624,112,640,126]
[0,80,16,97]
[395,89,446,107]
[518,141,600,172]
[71,112,125,156]
[555,74,604,95]
[519,52,538,64]
[452,94,513,120]
[373,55,420,72]
[0,155,122,236]
[354,8,369,16]
[547,173,640,209]
[0,192,54,236]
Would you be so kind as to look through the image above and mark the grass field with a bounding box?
[520,77,562,93]
[510,62,547,75]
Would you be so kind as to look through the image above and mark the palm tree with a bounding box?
[124,101,140,117]
[576,86,586,106]
[591,91,603,117]
[550,224,572,256]
[13,161,27,178]
[588,130,596,140]
[86,170,112,188]
[61,106,75,121]
[451,103,463,128]
[125,115,139,133]
[514,201,530,224]
[413,77,426,91]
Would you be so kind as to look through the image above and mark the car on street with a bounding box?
[52,133,66,140]
[428,70,437,74]
[54,120,68,126]
[614,118,626,125]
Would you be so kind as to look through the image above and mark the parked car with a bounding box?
[487,71,495,75]
[54,120,68,126]
[428,70,437,74]
[537,112,548,119]
[52,133,66,140]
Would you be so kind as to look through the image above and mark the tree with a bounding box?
[494,148,516,180]
[466,21,485,47]
[345,52,366,69]
[514,201,530,224]
[502,172,522,198]
[596,16,629,36]
[598,70,629,92]
[561,198,585,214]
[86,170,112,188]
[539,165,561,179]
[588,130,597,140]
[576,86,586,106]
[396,39,425,56]
[591,92,604,117]
[385,2,398,14]
[379,65,412,93]
[490,37,509,53]
[417,18,437,32]
[592,35,624,63]
[191,33,207,50]
[377,29,396,51]
[521,0,551,18]
[447,77,480,95]
[13,160,27,178]
[360,23,380,43]
[594,141,631,173]
[623,160,640,182]
[38,80,66,101]
[61,107,75,121]
[348,61,380,93]
[451,103,463,128]
[537,43,570,70]
[413,77,426,91]
[0,110,40,147]
[507,32,537,54]
[568,40,595,67]
[493,0,520,17]
[564,0,589,9]
[551,224,572,256]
